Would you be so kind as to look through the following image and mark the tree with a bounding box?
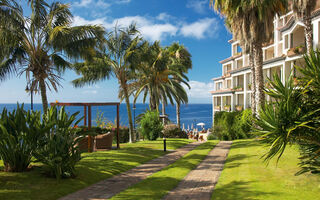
[73,25,140,143]
[166,42,192,128]
[0,0,105,111]
[256,49,320,174]
[211,0,287,113]
[133,41,190,114]
[292,0,317,53]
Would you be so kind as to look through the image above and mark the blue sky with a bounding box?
[0,0,232,104]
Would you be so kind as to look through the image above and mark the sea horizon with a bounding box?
[0,103,213,129]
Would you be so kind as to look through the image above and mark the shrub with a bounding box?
[34,106,84,180]
[212,109,253,140]
[207,134,218,140]
[162,124,188,138]
[138,110,163,140]
[0,104,46,172]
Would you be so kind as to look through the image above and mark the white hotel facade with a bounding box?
[211,3,320,122]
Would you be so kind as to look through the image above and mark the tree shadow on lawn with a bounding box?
[212,181,278,200]
[230,140,262,150]
[113,177,214,200]
[224,154,255,169]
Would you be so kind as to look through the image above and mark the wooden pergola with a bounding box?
[50,102,120,151]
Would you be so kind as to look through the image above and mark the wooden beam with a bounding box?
[50,102,120,106]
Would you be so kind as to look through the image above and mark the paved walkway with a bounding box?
[163,141,232,200]
[59,142,202,200]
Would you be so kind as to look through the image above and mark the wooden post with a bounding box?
[88,105,92,152]
[117,104,120,149]
[84,106,87,127]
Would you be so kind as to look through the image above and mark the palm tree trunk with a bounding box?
[253,42,265,114]
[304,17,313,53]
[39,78,48,112]
[176,102,181,128]
[249,53,256,116]
[122,83,135,143]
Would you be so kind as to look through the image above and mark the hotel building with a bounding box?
[211,3,320,122]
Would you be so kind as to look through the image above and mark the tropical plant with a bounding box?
[34,106,84,180]
[0,104,46,172]
[292,0,317,53]
[162,124,188,138]
[73,24,140,143]
[212,109,253,140]
[256,50,320,174]
[133,41,190,113]
[211,0,287,114]
[138,110,163,141]
[0,0,105,111]
[166,42,192,128]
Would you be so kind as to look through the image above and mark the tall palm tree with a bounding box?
[211,0,287,113]
[73,25,140,143]
[292,0,317,53]
[133,41,190,113]
[0,0,105,111]
[0,0,24,81]
[166,42,192,128]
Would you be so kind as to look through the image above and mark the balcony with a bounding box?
[263,45,275,61]
[287,45,306,57]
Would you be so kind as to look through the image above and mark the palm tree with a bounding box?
[211,0,287,113]
[0,0,24,81]
[133,41,190,114]
[73,25,140,143]
[0,0,105,111]
[292,0,317,53]
[166,42,192,128]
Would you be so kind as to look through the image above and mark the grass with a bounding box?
[111,140,219,200]
[0,138,191,200]
[211,139,320,200]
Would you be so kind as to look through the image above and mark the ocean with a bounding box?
[0,103,213,129]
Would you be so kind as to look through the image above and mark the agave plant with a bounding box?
[0,104,47,172]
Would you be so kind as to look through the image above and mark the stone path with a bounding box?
[59,142,202,200]
[163,141,232,200]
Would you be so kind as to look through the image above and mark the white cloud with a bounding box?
[157,13,172,22]
[73,15,219,41]
[184,80,214,99]
[82,90,98,94]
[73,16,106,26]
[186,0,209,14]
[180,18,218,39]
[73,0,129,8]
[96,0,111,8]
[73,0,93,7]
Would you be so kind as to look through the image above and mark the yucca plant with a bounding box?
[34,106,84,179]
[256,50,320,174]
[0,104,46,172]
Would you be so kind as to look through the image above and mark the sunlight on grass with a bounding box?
[111,140,219,200]
[0,139,191,200]
[211,139,320,200]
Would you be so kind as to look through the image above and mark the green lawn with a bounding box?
[111,140,219,200]
[0,138,191,200]
[212,139,320,200]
